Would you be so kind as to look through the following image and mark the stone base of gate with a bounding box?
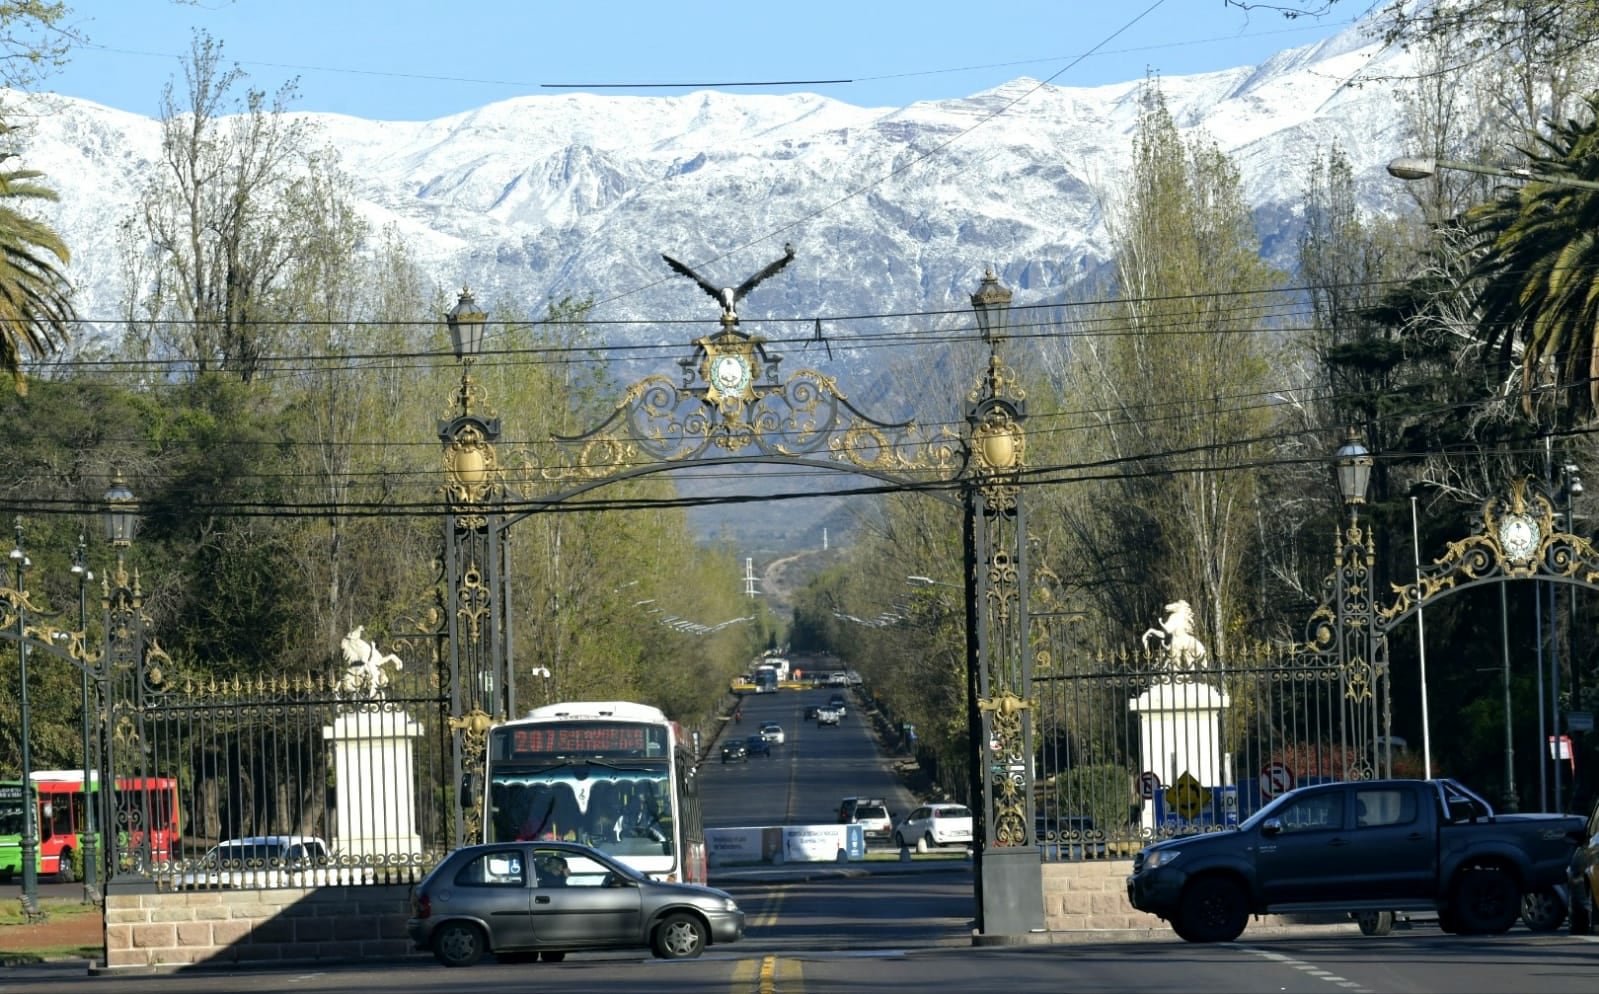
[1038,860,1360,938]
[99,884,420,971]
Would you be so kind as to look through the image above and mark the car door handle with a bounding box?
[535,895,551,904]
[1407,833,1425,841]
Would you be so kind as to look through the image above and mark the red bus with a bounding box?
[0,770,181,881]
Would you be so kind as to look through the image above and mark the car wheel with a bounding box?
[55,849,76,884]
[916,833,931,854]
[431,921,487,968]
[1355,911,1393,936]
[1450,867,1520,934]
[1177,876,1248,943]
[1520,887,1567,931]
[1569,883,1595,935]
[540,951,566,962]
[893,833,907,849]
[652,912,708,959]
[1437,908,1462,934]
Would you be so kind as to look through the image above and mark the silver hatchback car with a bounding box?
[407,840,744,967]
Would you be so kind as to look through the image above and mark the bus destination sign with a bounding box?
[498,722,655,759]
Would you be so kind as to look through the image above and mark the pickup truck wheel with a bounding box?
[1177,877,1248,942]
[1451,868,1520,934]
[1355,911,1393,936]
[1519,887,1567,931]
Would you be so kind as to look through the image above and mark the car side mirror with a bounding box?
[1261,818,1283,837]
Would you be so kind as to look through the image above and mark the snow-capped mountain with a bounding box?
[14,17,1411,345]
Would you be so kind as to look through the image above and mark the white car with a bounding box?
[893,803,973,853]
[816,706,841,726]
[177,835,332,889]
[759,722,785,745]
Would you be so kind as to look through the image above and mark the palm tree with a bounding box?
[0,127,75,395]
[1466,93,1599,424]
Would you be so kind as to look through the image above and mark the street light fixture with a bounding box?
[1334,427,1372,512]
[446,288,488,363]
[1386,156,1599,191]
[969,269,1014,345]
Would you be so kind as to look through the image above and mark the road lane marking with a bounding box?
[732,956,760,990]
[1240,945,1374,994]
[752,883,788,929]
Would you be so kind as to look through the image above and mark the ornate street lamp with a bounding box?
[969,269,1014,345]
[961,267,1041,936]
[10,518,39,914]
[446,288,488,363]
[1334,427,1372,514]
[101,473,150,874]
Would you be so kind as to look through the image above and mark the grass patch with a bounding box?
[0,899,103,965]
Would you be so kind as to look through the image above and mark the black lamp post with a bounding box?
[1331,429,1388,778]
[101,473,141,874]
[70,534,97,902]
[11,517,39,914]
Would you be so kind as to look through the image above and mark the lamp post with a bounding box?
[1558,463,1583,811]
[1332,429,1387,778]
[962,268,1042,937]
[1387,156,1599,191]
[11,518,39,914]
[441,287,508,848]
[101,472,144,875]
[70,534,97,902]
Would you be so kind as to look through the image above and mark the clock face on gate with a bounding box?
[1499,513,1541,562]
[710,353,751,395]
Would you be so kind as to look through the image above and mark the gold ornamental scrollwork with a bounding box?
[449,707,495,843]
[1381,476,1599,623]
[978,691,1032,847]
[444,421,501,517]
[512,328,961,488]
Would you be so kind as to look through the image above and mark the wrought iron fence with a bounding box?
[105,662,454,890]
[1031,637,1382,861]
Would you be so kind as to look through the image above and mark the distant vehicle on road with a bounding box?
[176,835,330,889]
[893,803,973,853]
[852,803,894,842]
[721,740,749,763]
[743,735,771,758]
[1127,777,1586,943]
[816,706,841,726]
[827,694,848,717]
[407,840,745,966]
[759,722,785,745]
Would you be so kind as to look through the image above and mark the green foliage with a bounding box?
[1048,764,1135,834]
[0,121,74,394]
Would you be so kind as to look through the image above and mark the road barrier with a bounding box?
[707,824,866,865]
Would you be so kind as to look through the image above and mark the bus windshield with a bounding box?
[486,716,679,872]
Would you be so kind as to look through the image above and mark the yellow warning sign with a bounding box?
[1165,771,1211,820]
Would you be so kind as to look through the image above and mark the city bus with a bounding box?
[483,701,706,884]
[0,771,181,881]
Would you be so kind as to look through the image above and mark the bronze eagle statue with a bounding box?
[661,243,795,323]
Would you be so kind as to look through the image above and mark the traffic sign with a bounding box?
[1166,772,1210,820]
[1138,771,1161,799]
[1260,761,1295,798]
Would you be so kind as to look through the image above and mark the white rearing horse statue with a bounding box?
[338,625,404,699]
[1141,599,1209,672]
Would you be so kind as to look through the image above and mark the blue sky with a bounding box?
[44,0,1365,120]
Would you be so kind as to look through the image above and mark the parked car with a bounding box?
[744,734,771,758]
[1568,794,1599,933]
[1126,777,1586,943]
[759,722,785,745]
[852,803,894,842]
[177,835,331,889]
[893,803,974,852]
[838,796,883,824]
[407,840,744,966]
[720,740,748,763]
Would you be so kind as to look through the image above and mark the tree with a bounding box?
[123,31,309,381]
[0,127,74,394]
[1464,93,1599,424]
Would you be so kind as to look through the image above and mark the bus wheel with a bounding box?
[56,850,77,884]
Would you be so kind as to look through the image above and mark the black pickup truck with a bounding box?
[1127,777,1585,942]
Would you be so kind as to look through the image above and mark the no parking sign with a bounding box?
[1260,761,1295,798]
[1137,771,1161,799]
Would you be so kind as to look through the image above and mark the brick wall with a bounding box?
[103,885,419,970]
